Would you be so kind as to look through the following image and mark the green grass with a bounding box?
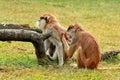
[0,0,120,80]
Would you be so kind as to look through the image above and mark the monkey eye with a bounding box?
[45,17,48,21]
[39,16,49,23]
[40,17,44,19]
[71,26,74,28]
[67,26,74,31]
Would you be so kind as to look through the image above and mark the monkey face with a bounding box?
[67,24,77,38]
[37,14,56,31]
[67,24,84,38]
[36,16,49,30]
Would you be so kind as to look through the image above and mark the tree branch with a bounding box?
[0,29,51,65]
[0,23,42,33]
[101,50,120,61]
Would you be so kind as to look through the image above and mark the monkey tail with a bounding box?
[101,50,120,61]
[46,55,54,61]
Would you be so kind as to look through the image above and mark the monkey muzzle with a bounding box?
[36,20,41,27]
[36,19,46,30]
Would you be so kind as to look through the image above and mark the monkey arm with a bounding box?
[68,44,77,58]
[62,35,77,58]
[62,35,69,56]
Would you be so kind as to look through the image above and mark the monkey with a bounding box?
[62,24,101,69]
[37,14,70,66]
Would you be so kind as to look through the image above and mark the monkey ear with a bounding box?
[45,16,50,23]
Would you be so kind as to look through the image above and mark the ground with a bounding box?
[0,0,120,80]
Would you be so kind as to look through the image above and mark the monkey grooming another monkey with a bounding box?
[62,24,101,69]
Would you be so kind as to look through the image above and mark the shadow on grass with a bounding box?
[0,53,59,70]
[0,55,38,69]
[103,55,120,64]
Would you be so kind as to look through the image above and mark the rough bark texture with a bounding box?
[0,29,51,65]
[0,24,30,29]
[0,24,42,33]
[101,50,120,61]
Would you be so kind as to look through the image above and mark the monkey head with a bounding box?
[67,24,84,38]
[37,14,57,31]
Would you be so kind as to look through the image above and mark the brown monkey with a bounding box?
[62,24,101,69]
[37,14,70,66]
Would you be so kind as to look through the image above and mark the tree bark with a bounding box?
[0,29,51,65]
[0,24,30,29]
[0,23,42,33]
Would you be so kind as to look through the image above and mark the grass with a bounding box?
[0,0,120,80]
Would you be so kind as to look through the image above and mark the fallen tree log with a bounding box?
[0,23,42,33]
[0,29,51,65]
[0,23,30,29]
[101,50,120,61]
